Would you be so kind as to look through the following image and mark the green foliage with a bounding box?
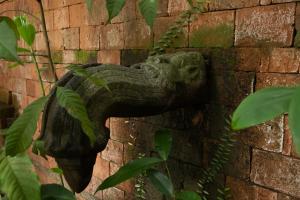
[0,152,41,200]
[231,87,295,130]
[287,87,300,153]
[5,96,48,156]
[41,184,75,200]
[138,0,157,27]
[154,129,172,160]
[85,0,93,12]
[147,169,174,197]
[96,157,163,191]
[56,86,96,146]
[32,140,47,160]
[50,168,64,175]
[0,20,20,61]
[68,65,110,91]
[176,191,202,200]
[14,16,36,46]
[0,17,20,39]
[106,0,126,23]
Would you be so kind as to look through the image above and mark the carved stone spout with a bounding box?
[40,52,207,193]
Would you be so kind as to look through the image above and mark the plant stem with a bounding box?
[31,48,46,96]
[37,0,58,82]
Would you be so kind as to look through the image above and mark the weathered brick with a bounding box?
[34,32,47,51]
[53,7,69,30]
[251,149,300,197]
[189,11,235,48]
[93,156,110,180]
[261,48,300,73]
[235,48,262,72]
[100,24,124,50]
[261,0,272,5]
[153,16,188,48]
[69,4,85,27]
[278,193,300,200]
[63,28,80,49]
[80,26,100,50]
[283,116,293,156]
[168,0,190,15]
[109,162,134,193]
[111,0,136,23]
[209,0,259,11]
[47,0,64,9]
[98,50,121,64]
[63,0,84,6]
[48,30,64,50]
[124,20,153,49]
[103,187,125,200]
[101,139,124,165]
[256,73,300,89]
[273,0,299,3]
[235,4,295,47]
[44,10,54,31]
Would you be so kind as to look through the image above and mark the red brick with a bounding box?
[168,0,190,15]
[236,48,262,71]
[93,156,110,180]
[189,11,235,48]
[278,193,300,200]
[63,28,80,49]
[283,116,293,156]
[261,0,272,5]
[235,4,295,47]
[103,187,125,200]
[100,24,124,49]
[273,0,299,3]
[261,48,300,73]
[153,16,188,48]
[63,50,76,63]
[256,73,300,89]
[69,4,86,27]
[251,149,300,197]
[53,7,69,30]
[11,78,26,95]
[209,0,259,10]
[97,50,121,64]
[124,20,153,49]
[34,32,47,51]
[44,10,54,31]
[63,0,83,6]
[49,30,64,50]
[80,26,100,50]
[101,139,124,165]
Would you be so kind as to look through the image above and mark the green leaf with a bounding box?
[289,87,300,153]
[56,86,96,146]
[85,0,93,12]
[0,152,41,200]
[139,0,158,27]
[106,0,126,23]
[14,16,36,46]
[17,47,30,53]
[147,169,174,197]
[32,140,47,160]
[232,87,295,130]
[0,20,20,61]
[96,157,163,191]
[154,129,172,160]
[176,191,202,200]
[0,17,20,39]
[5,96,48,156]
[41,184,75,200]
[50,168,63,175]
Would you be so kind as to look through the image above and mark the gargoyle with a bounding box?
[40,52,207,193]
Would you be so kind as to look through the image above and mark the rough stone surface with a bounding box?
[251,149,300,197]
[209,0,259,10]
[235,4,295,47]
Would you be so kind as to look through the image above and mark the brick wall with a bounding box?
[1,0,300,199]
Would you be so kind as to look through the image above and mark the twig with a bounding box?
[37,0,58,82]
[31,48,46,96]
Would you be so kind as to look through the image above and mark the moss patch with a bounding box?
[75,50,98,64]
[294,31,300,48]
[189,24,234,48]
[52,51,63,64]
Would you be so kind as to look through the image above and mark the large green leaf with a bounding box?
[68,65,110,91]
[154,129,172,160]
[289,87,300,153]
[96,157,163,191]
[0,152,41,200]
[5,96,48,156]
[56,86,96,145]
[14,16,36,46]
[139,0,158,27]
[106,0,126,23]
[41,184,75,200]
[232,87,295,130]
[0,17,20,39]
[0,20,20,61]
[176,191,202,200]
[147,169,174,197]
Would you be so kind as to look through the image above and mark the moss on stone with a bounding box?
[75,50,98,64]
[189,24,234,48]
[52,51,63,64]
[294,32,300,48]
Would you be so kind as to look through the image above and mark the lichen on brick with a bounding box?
[75,50,98,64]
[189,24,234,48]
[52,51,63,64]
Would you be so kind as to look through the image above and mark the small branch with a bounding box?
[37,0,58,82]
[31,48,46,96]
[0,10,40,22]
